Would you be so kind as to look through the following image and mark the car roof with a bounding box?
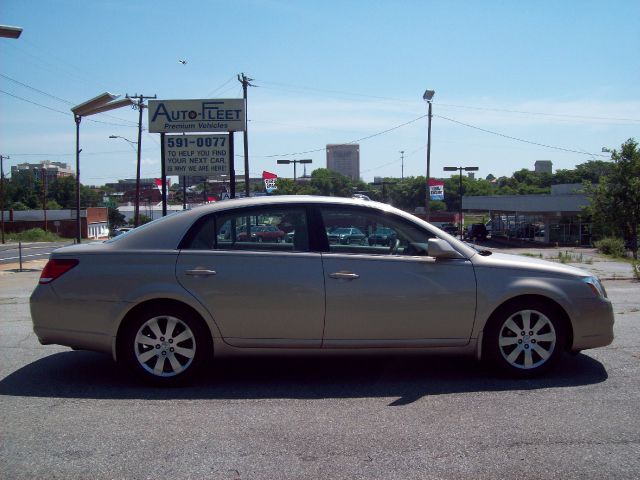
[52,195,476,258]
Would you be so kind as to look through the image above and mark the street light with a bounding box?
[423,89,435,221]
[109,135,138,151]
[71,93,133,243]
[277,159,312,182]
[0,25,22,244]
[444,165,479,239]
[0,25,22,39]
[109,135,139,222]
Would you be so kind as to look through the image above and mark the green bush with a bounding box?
[594,237,626,258]
[8,228,63,242]
[633,260,640,281]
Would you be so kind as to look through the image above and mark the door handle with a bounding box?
[329,271,360,280]
[184,269,217,276]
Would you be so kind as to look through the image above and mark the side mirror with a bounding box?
[428,238,464,259]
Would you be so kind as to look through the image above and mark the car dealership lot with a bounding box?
[1,256,639,479]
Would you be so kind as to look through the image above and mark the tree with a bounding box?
[275,178,303,195]
[387,177,426,211]
[46,199,63,210]
[309,168,355,197]
[108,207,126,229]
[48,176,76,208]
[588,139,640,258]
[8,172,39,209]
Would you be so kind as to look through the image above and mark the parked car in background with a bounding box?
[237,225,285,243]
[466,223,488,241]
[31,196,614,386]
[441,224,459,236]
[368,227,397,246]
[327,227,366,245]
[111,227,133,237]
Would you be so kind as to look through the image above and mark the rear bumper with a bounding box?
[30,284,115,355]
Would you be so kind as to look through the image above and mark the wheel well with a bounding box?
[484,294,574,352]
[115,299,212,361]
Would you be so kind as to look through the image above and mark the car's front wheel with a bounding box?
[484,300,567,377]
[120,304,211,386]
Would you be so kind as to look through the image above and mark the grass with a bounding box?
[549,250,593,264]
[7,228,66,242]
[520,252,543,259]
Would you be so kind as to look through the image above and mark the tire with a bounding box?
[119,304,211,386]
[483,299,566,377]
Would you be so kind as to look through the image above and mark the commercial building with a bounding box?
[463,184,592,245]
[534,161,553,174]
[1,207,108,239]
[11,161,74,182]
[326,144,360,181]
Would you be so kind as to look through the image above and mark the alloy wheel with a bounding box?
[498,309,557,370]
[134,315,196,377]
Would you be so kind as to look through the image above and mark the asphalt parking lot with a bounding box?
[1,248,639,479]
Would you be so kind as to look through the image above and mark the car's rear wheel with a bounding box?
[120,305,211,386]
[484,300,566,377]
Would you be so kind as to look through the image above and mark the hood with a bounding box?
[472,251,591,278]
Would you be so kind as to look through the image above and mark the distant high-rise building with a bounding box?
[326,144,360,181]
[535,160,552,174]
[11,161,74,182]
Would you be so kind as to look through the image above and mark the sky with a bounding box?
[1,0,639,186]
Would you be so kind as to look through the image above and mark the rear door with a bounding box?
[176,205,325,348]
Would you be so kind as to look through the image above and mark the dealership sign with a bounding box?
[263,171,278,193]
[149,99,245,133]
[428,179,445,201]
[163,134,229,176]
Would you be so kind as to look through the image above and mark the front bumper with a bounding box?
[570,297,615,351]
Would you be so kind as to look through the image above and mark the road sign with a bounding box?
[163,134,229,176]
[148,99,245,133]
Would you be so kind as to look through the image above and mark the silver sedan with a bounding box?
[30,196,614,385]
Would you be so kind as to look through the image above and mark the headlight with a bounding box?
[582,276,607,298]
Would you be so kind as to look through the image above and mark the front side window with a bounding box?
[319,207,434,256]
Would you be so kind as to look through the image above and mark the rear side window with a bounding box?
[183,207,309,252]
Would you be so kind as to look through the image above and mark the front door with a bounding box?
[318,206,477,347]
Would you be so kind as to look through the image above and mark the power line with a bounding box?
[264,114,427,158]
[435,114,609,157]
[0,72,139,126]
[0,89,137,127]
[260,78,640,123]
[204,75,236,97]
[6,150,143,157]
[0,72,73,105]
[437,102,640,123]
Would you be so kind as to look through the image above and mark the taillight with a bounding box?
[39,259,79,284]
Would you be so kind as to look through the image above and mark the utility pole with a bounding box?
[238,73,255,198]
[0,154,8,244]
[41,167,48,232]
[126,93,156,227]
[400,150,405,179]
